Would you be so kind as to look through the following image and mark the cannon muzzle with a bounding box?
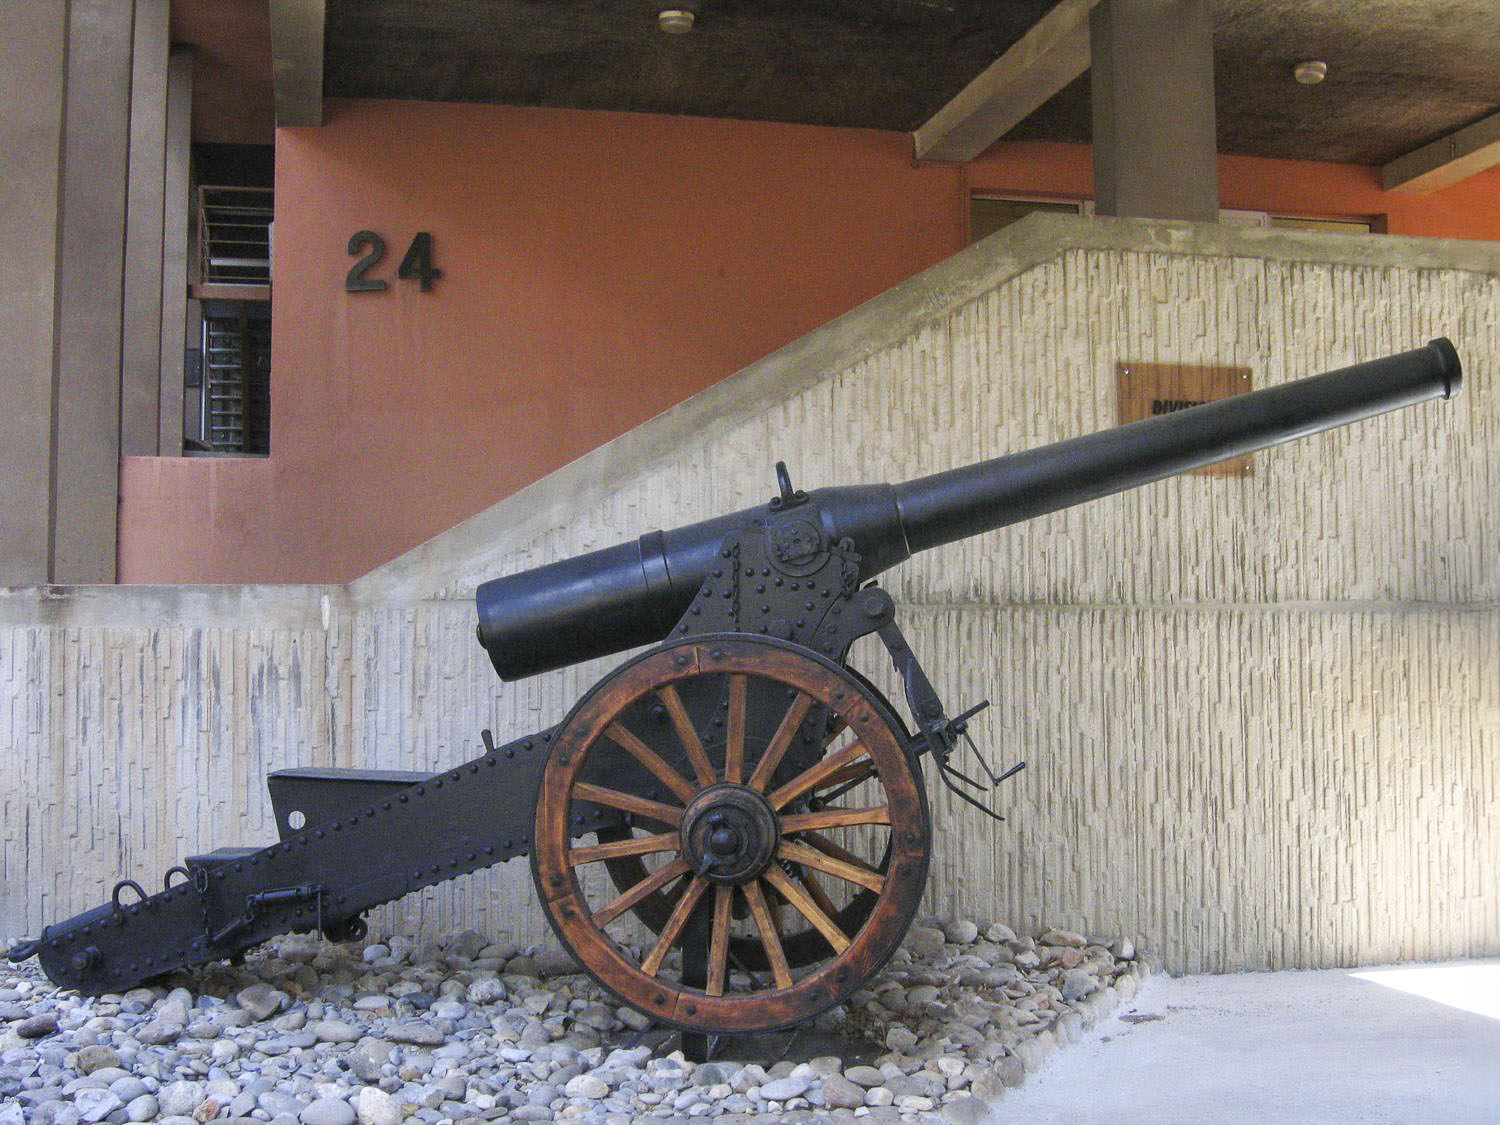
[478,339,1460,681]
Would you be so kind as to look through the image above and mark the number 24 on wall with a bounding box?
[346,231,442,293]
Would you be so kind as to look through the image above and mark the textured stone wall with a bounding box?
[4,216,1498,973]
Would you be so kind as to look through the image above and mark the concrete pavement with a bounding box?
[998,958,1500,1123]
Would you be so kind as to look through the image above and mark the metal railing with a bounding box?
[196,185,273,287]
[199,304,271,453]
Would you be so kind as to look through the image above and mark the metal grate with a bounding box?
[200,303,270,453]
[197,185,273,286]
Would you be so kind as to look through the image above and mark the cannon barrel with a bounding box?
[478,339,1461,681]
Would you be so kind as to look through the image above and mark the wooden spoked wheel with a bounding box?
[532,636,930,1034]
[588,665,907,970]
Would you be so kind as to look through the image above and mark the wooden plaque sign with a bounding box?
[1116,362,1255,476]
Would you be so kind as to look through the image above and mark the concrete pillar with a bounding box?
[158,47,192,455]
[0,3,68,586]
[121,0,169,457]
[52,0,135,582]
[1089,0,1219,222]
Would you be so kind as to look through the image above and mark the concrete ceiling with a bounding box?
[185,1,1500,167]
[324,1,1046,135]
[1012,1,1500,164]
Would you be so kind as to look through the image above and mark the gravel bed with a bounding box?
[0,918,1150,1125]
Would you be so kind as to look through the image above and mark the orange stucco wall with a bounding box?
[118,101,1500,584]
[119,100,963,583]
[965,141,1500,239]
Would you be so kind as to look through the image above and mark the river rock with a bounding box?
[904,926,946,959]
[235,983,286,1020]
[1061,967,1100,1002]
[691,1063,732,1087]
[108,1077,150,1103]
[466,977,505,1005]
[135,1019,182,1045]
[1039,928,1087,948]
[314,1019,360,1044]
[564,1072,609,1099]
[443,930,487,960]
[300,1097,356,1125]
[387,1021,444,1046]
[536,949,579,978]
[158,1081,205,1116]
[573,1003,616,1031]
[349,1039,392,1081]
[944,920,980,945]
[75,1044,119,1074]
[821,1073,866,1109]
[71,1090,121,1124]
[16,1014,58,1039]
[759,1075,809,1101]
[885,1026,919,1052]
[0,917,1146,1125]
[617,1005,652,1032]
[354,1086,401,1125]
[277,934,321,963]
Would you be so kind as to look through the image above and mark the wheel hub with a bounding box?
[680,784,779,885]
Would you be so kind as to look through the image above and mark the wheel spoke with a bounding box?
[743,879,794,990]
[573,782,684,828]
[763,865,851,953]
[800,830,879,875]
[593,857,690,927]
[657,684,717,787]
[808,759,877,795]
[605,723,699,804]
[768,739,872,810]
[641,876,710,977]
[780,805,891,832]
[707,885,732,996]
[569,832,680,866]
[779,839,885,894]
[747,692,814,791]
[798,868,840,919]
[724,674,747,784]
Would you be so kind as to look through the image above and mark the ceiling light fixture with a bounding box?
[1294,60,1328,85]
[658,9,695,33]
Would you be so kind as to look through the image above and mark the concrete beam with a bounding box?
[269,0,324,127]
[913,0,1099,164]
[1382,110,1500,194]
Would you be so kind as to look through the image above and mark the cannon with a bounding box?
[10,339,1462,1042]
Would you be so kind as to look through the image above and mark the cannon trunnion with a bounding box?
[11,341,1462,1041]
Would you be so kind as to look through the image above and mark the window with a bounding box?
[196,300,270,454]
[183,144,273,455]
[1268,216,1373,235]
[971,195,1377,246]
[970,195,1088,244]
